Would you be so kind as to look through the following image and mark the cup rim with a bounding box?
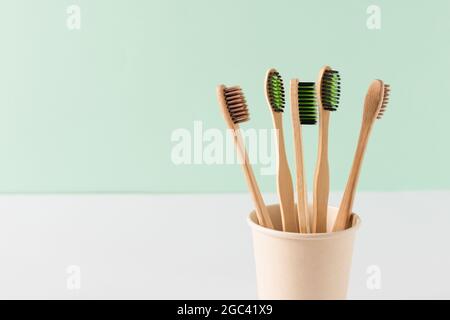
[247,205,361,240]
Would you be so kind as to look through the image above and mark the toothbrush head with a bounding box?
[298,82,317,125]
[364,80,391,121]
[265,68,286,113]
[377,83,390,119]
[217,85,250,125]
[317,66,341,111]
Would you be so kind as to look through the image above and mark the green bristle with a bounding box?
[321,69,341,111]
[267,70,285,112]
[298,82,317,125]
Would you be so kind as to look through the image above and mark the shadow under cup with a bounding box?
[248,204,361,300]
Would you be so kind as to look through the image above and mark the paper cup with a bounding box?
[248,204,360,300]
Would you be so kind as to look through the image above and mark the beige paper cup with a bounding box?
[248,204,360,300]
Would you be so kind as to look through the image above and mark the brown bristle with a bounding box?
[377,84,390,119]
[223,86,250,124]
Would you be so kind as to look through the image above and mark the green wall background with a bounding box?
[0,0,449,193]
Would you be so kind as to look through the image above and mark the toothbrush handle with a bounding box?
[313,110,330,233]
[273,114,298,233]
[290,79,310,233]
[234,128,274,229]
[333,122,373,231]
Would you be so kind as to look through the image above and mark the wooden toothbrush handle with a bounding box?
[234,128,274,229]
[290,79,310,233]
[313,110,330,233]
[273,114,298,233]
[333,122,373,231]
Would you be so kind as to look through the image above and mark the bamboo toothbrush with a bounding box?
[290,79,317,233]
[333,80,390,231]
[313,66,341,233]
[216,85,274,229]
[265,69,298,233]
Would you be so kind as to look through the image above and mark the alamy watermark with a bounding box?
[67,5,81,30]
[171,121,277,175]
[367,5,381,30]
[66,265,81,290]
[366,264,382,290]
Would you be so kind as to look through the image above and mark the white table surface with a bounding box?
[0,191,448,299]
